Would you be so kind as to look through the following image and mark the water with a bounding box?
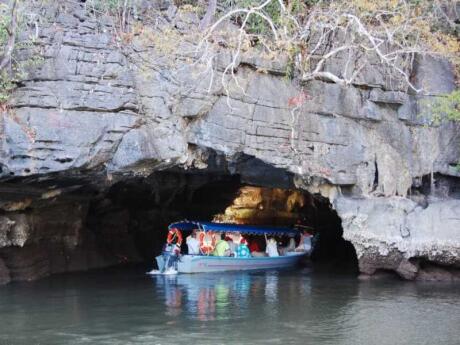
[0,266,459,345]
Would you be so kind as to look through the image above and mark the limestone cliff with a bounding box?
[0,1,459,283]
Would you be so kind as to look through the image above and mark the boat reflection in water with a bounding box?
[152,270,302,323]
[154,273,254,321]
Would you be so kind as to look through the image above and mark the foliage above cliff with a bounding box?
[0,0,42,104]
[2,0,458,107]
[195,0,459,93]
[80,1,459,93]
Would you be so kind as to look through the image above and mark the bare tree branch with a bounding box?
[192,0,458,99]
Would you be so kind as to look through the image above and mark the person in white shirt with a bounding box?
[265,235,279,257]
[295,230,313,254]
[186,230,200,255]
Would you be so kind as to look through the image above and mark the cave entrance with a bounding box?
[307,196,359,274]
[85,171,358,274]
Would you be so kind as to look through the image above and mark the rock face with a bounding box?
[0,1,459,282]
[335,197,460,279]
[0,194,141,282]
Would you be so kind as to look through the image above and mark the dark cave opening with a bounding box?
[307,197,359,274]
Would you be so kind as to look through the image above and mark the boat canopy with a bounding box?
[168,221,299,236]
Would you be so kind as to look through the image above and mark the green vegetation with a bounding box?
[427,90,460,123]
[85,0,124,15]
[0,1,17,104]
[0,72,15,104]
[0,0,43,105]
[222,0,283,35]
[220,0,305,35]
[423,90,460,169]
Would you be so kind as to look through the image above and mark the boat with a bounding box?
[152,221,309,274]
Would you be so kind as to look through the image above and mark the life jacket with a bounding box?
[167,228,183,246]
[198,231,216,255]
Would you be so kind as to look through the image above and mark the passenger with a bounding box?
[162,227,183,272]
[231,232,244,245]
[227,232,246,256]
[248,238,260,252]
[227,239,237,255]
[235,239,251,258]
[213,233,231,257]
[278,235,296,256]
[224,233,233,241]
[296,230,313,254]
[186,229,200,255]
[265,235,279,257]
[249,238,266,257]
[225,233,237,255]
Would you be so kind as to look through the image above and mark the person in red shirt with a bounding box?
[248,240,260,253]
[248,238,266,256]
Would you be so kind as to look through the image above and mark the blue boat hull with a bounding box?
[156,252,307,273]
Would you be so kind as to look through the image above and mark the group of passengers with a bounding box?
[182,229,313,258]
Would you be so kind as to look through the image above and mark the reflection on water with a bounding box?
[0,266,459,345]
[158,274,254,322]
